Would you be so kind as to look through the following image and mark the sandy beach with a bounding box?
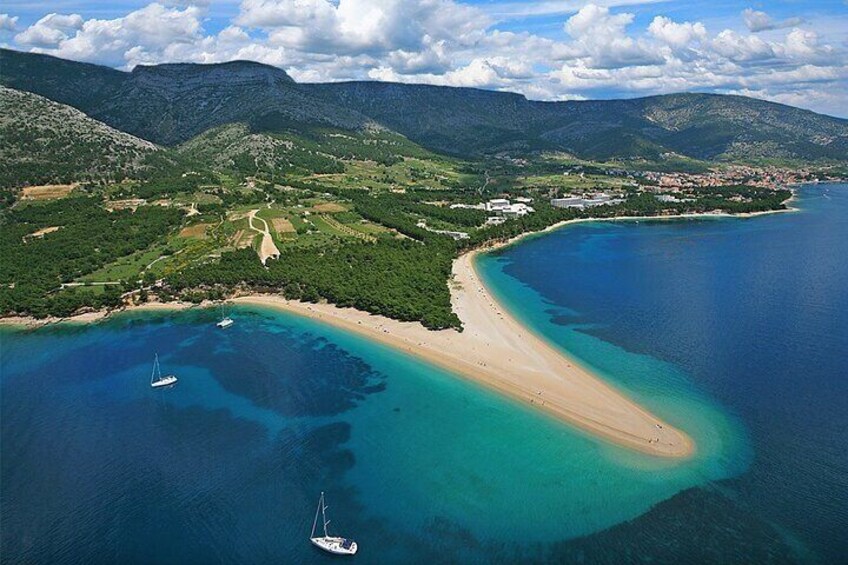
[234,244,695,458]
[229,206,797,458]
[7,205,804,455]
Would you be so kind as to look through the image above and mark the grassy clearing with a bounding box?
[78,244,169,283]
[320,214,376,242]
[310,214,348,236]
[516,172,630,192]
[345,220,391,235]
[310,156,475,192]
[192,192,224,205]
[288,213,311,234]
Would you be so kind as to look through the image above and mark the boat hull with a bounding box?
[151,375,178,388]
[310,537,357,555]
[216,318,234,328]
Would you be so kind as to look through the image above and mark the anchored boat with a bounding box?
[216,304,234,328]
[150,353,177,388]
[310,492,357,556]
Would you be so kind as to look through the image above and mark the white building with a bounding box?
[551,193,622,209]
[655,194,680,203]
[481,198,535,218]
[486,198,511,212]
[502,203,534,218]
[551,196,585,209]
[586,192,612,203]
[417,219,469,240]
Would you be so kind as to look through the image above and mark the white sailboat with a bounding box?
[150,353,178,388]
[310,492,357,555]
[216,304,234,328]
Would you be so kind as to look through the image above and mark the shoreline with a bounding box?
[1,202,804,457]
[231,253,695,458]
[473,200,798,256]
[0,199,798,330]
[0,301,196,329]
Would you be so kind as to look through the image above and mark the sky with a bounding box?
[1,1,847,117]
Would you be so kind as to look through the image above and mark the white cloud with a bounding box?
[711,30,775,62]
[6,1,847,117]
[730,86,848,117]
[648,16,706,48]
[781,28,833,63]
[742,8,804,33]
[15,13,84,47]
[564,4,632,37]
[239,0,487,55]
[16,4,203,67]
[386,39,451,74]
[480,0,667,20]
[0,13,19,32]
[562,4,662,68]
[368,56,531,90]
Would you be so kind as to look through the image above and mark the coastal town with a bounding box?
[403,162,838,241]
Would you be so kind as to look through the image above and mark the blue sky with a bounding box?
[1,1,846,117]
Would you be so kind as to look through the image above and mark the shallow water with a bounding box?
[477,183,848,562]
[2,184,845,563]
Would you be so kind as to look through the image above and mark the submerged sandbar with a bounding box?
[235,247,694,458]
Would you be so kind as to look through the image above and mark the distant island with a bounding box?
[1,49,846,455]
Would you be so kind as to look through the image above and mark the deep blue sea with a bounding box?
[2,184,846,563]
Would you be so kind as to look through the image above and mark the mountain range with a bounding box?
[1,47,846,188]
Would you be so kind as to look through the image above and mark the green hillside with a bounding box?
[0,86,163,189]
[0,49,833,326]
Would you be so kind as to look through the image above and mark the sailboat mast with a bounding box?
[151,354,159,385]
[322,493,330,537]
[311,492,322,538]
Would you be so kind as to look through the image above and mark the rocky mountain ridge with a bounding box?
[0,86,162,188]
[2,48,846,163]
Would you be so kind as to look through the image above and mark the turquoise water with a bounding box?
[2,184,846,562]
[476,183,848,562]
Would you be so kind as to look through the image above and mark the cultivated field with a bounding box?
[179,223,211,239]
[21,183,77,200]
[271,217,296,235]
[312,202,347,213]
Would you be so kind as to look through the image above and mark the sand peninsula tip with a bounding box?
[235,243,696,459]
